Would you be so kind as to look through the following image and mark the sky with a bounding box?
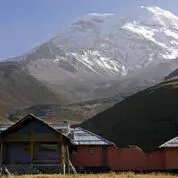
[1,0,178,59]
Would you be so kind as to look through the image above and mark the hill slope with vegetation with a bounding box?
[7,97,117,124]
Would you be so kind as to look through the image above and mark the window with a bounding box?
[38,143,58,152]
[88,146,96,154]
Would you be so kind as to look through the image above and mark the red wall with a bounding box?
[165,148,178,169]
[107,146,165,171]
[71,145,103,167]
[107,146,147,170]
[71,145,178,171]
[146,150,165,170]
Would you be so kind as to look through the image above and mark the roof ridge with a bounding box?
[1,114,71,142]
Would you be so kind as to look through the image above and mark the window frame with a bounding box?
[38,142,58,152]
[88,146,96,154]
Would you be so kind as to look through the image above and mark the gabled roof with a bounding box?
[159,136,178,148]
[1,114,71,142]
[69,127,115,145]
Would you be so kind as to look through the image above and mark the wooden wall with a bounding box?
[0,120,70,168]
[107,146,165,171]
[4,142,31,164]
[1,141,62,164]
[107,146,147,171]
[34,142,60,164]
[3,117,178,172]
[164,148,178,169]
[71,145,104,167]
[4,121,60,141]
[71,145,177,171]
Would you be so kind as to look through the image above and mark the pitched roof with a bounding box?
[159,137,178,148]
[69,127,115,145]
[1,114,71,142]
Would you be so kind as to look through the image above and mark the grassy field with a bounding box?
[7,173,178,178]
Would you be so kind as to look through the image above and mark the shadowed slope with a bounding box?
[81,78,178,152]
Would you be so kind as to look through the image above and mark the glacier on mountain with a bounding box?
[8,6,178,102]
[49,6,178,76]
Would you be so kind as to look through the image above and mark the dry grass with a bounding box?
[7,173,178,178]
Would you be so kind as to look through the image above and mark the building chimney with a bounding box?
[62,120,70,135]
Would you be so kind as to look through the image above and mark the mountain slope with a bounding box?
[165,68,178,80]
[81,78,178,152]
[2,6,178,123]
[0,61,64,115]
[7,6,178,103]
[8,97,117,124]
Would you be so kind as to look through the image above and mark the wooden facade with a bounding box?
[71,145,178,172]
[71,145,106,168]
[0,114,73,174]
[68,127,178,172]
[2,114,178,173]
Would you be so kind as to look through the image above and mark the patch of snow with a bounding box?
[81,52,94,66]
[105,83,112,87]
[71,52,101,75]
[100,44,106,48]
[122,22,155,41]
[99,56,119,74]
[121,65,128,76]
[148,53,154,62]
[142,6,178,20]
[170,41,178,46]
[53,58,60,63]
[122,20,178,60]
[135,65,142,69]
[161,49,178,59]
[164,30,178,40]
[89,50,100,56]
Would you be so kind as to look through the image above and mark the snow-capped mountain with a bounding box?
[51,6,178,71]
[8,6,178,102]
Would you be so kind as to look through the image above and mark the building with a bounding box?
[0,114,178,173]
[69,127,178,172]
[70,127,114,172]
[0,114,74,174]
[69,128,165,172]
[159,136,178,170]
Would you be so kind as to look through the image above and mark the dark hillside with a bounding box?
[81,78,178,152]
